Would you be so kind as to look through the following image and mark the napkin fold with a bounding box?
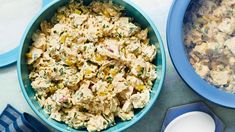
[0,105,50,132]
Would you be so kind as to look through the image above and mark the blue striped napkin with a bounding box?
[0,105,50,132]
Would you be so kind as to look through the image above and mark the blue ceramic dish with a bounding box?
[17,0,166,131]
[167,0,235,108]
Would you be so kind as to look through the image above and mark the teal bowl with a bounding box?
[17,0,166,131]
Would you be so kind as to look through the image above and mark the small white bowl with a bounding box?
[161,102,224,132]
[165,111,215,132]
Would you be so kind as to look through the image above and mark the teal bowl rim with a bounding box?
[17,0,166,131]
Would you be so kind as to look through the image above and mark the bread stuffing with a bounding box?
[26,1,158,131]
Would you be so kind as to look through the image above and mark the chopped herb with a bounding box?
[137,68,144,78]
[117,32,122,38]
[46,105,52,113]
[140,67,144,73]
[87,60,92,64]
[106,76,113,82]
[103,24,109,28]
[103,121,107,126]
[137,73,142,78]
[109,65,114,69]
[80,107,88,112]
[192,24,197,29]
[86,60,97,65]
[73,112,77,118]
[59,68,64,75]
[129,27,136,33]
[124,67,129,73]
[63,101,70,107]
[80,6,88,13]
[60,31,65,36]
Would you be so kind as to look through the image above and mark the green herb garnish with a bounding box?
[137,68,144,78]
[106,76,113,82]
[109,65,114,69]
[59,68,64,75]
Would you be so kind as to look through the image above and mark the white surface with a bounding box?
[0,0,42,115]
[164,111,216,132]
[0,0,42,54]
[0,0,173,128]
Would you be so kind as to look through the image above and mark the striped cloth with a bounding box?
[0,105,50,132]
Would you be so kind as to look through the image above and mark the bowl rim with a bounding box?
[17,0,166,131]
[167,0,235,108]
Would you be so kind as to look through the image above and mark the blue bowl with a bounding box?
[17,0,166,131]
[167,0,235,108]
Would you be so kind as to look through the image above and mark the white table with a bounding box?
[0,0,177,131]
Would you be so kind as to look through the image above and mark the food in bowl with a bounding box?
[184,0,235,93]
[26,1,158,131]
